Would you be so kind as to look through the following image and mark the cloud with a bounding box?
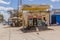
[50,5,53,8]
[0,6,14,21]
[51,0,60,2]
[0,0,10,4]
[0,6,14,11]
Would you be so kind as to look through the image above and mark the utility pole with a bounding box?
[19,0,25,29]
[17,0,22,27]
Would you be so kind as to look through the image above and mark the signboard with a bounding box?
[28,15,33,18]
[37,16,42,19]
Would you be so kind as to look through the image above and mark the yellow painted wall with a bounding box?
[23,11,50,26]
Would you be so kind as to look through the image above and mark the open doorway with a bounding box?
[51,15,56,24]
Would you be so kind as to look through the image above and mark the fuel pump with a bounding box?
[37,16,42,27]
[28,16,33,27]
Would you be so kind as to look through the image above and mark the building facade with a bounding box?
[21,5,50,26]
[51,9,60,25]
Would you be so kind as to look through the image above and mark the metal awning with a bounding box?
[22,5,50,10]
[22,8,49,10]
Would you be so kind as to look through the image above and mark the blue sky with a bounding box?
[0,0,60,21]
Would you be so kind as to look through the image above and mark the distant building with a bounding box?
[51,9,60,25]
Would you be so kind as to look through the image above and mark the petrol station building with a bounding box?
[21,5,50,27]
[9,4,60,27]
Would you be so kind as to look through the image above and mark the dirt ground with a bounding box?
[0,24,60,40]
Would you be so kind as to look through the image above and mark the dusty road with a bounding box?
[0,23,60,40]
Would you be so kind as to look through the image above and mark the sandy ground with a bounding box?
[0,24,60,40]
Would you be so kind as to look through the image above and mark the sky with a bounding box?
[0,0,60,21]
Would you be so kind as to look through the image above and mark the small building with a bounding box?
[21,5,50,27]
[51,9,60,25]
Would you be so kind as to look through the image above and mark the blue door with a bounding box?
[51,15,56,24]
[56,15,60,25]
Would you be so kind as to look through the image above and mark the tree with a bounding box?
[0,13,4,22]
[8,10,18,18]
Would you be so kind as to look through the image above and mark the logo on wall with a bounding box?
[28,15,33,18]
[37,16,42,19]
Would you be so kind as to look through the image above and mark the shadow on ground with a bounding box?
[20,27,54,33]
